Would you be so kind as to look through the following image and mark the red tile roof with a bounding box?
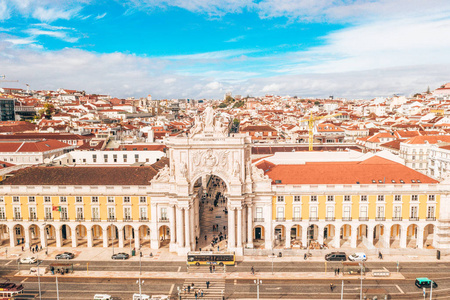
[257,156,438,185]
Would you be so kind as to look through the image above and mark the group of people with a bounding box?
[22,244,42,254]
[184,282,209,299]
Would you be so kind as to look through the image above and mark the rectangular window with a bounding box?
[135,154,139,162]
[427,206,435,218]
[326,206,334,218]
[113,154,117,162]
[410,206,418,218]
[160,207,167,220]
[76,196,83,203]
[394,195,401,201]
[256,207,263,219]
[294,195,301,202]
[360,195,367,202]
[124,207,132,220]
[376,206,385,218]
[359,206,368,218]
[104,154,108,163]
[45,207,52,219]
[76,207,84,219]
[344,195,351,202]
[93,154,97,163]
[13,196,19,202]
[29,207,37,220]
[377,195,384,202]
[14,207,21,219]
[394,206,401,218]
[310,206,318,219]
[124,196,131,203]
[343,206,351,217]
[140,196,147,204]
[428,195,435,201]
[277,196,284,202]
[28,196,35,203]
[0,207,5,220]
[44,196,51,203]
[276,207,284,219]
[108,207,115,219]
[107,196,115,203]
[92,207,99,220]
[310,195,317,202]
[91,196,99,203]
[411,195,418,201]
[0,196,3,203]
[123,154,127,162]
[293,206,301,219]
[139,207,147,220]
[327,195,334,202]
[60,196,67,203]
[60,207,68,220]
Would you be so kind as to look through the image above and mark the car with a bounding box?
[325,252,347,261]
[150,296,169,300]
[19,256,37,264]
[111,252,130,260]
[133,294,151,300]
[93,294,112,300]
[415,278,438,289]
[55,252,75,260]
[348,252,367,262]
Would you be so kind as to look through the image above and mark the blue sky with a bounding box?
[1,0,450,99]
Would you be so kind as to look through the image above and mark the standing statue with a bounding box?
[203,105,215,130]
[190,115,203,136]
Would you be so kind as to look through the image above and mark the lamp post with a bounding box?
[268,253,276,275]
[359,263,363,300]
[254,279,262,300]
[56,274,60,300]
[110,224,114,255]
[37,254,42,300]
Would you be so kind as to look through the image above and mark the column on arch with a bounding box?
[24,225,31,249]
[118,227,125,248]
[228,207,236,249]
[102,228,109,248]
[40,226,47,249]
[416,225,424,249]
[285,224,291,248]
[247,204,253,248]
[9,225,16,247]
[237,207,242,248]
[350,225,357,248]
[399,226,407,248]
[71,226,78,248]
[367,224,374,247]
[169,205,176,246]
[55,226,62,248]
[301,225,308,248]
[317,224,324,245]
[264,204,273,249]
[184,207,190,250]
[189,203,195,249]
[176,206,184,248]
[334,225,341,248]
[135,226,141,250]
[86,227,93,248]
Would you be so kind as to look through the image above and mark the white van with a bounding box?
[133,294,151,300]
[348,252,367,261]
[93,294,112,300]
[151,296,169,300]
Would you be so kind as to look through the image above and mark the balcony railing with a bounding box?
[376,217,385,221]
[76,217,85,222]
[309,217,319,221]
[426,217,436,221]
[359,217,369,221]
[325,217,335,221]
[275,217,286,222]
[13,217,22,221]
[342,217,352,221]
[409,217,419,221]
[44,217,53,221]
[0,217,6,221]
[60,217,69,222]
[139,217,148,222]
[254,218,264,222]
[91,218,101,222]
[159,218,169,223]
[392,217,402,221]
[29,217,38,222]
[292,217,302,222]
[124,218,133,222]
[107,217,117,222]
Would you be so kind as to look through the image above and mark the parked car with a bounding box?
[19,256,37,264]
[111,252,129,260]
[55,252,75,260]
[415,278,438,289]
[325,252,347,261]
[150,296,169,300]
[348,252,367,262]
[93,294,112,300]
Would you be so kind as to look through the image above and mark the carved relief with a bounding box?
[252,165,270,181]
[152,164,170,182]
[191,149,230,176]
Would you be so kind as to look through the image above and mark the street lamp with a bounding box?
[37,254,42,300]
[110,224,115,255]
[56,274,60,300]
[254,279,262,300]
[268,253,276,275]
[359,263,363,300]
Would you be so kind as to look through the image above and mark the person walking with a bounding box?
[337,268,340,275]
[330,283,334,291]
[188,285,191,294]
[251,266,255,275]
[194,291,198,300]
[206,281,210,289]
[200,289,204,297]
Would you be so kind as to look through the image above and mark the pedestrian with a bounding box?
[206,281,210,289]
[195,291,198,300]
[184,287,187,294]
[200,289,204,297]
[32,248,35,254]
[251,266,255,275]
[304,253,307,260]
[192,283,195,288]
[330,283,334,291]
[337,268,340,275]
[205,235,207,241]
[209,265,212,273]
[35,245,38,252]
[29,246,32,252]
[334,268,336,275]
[213,265,215,273]
[188,285,191,293]
[21,245,24,252]
[223,225,226,231]
[217,246,220,251]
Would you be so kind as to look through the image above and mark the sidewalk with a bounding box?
[14,269,405,281]
[1,244,448,263]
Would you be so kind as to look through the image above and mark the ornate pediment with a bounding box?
[192,149,229,176]
[152,164,170,183]
[252,165,270,181]
[189,106,228,137]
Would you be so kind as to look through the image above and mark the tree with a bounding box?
[43,103,55,119]
[314,101,320,106]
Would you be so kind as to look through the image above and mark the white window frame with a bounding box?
[411,195,418,201]
[28,196,35,203]
[76,196,83,203]
[360,195,367,202]
[107,196,115,203]
[44,196,51,203]
[124,207,132,221]
[140,196,147,204]
[293,206,301,219]
[277,196,284,203]
[359,205,368,218]
[428,195,435,201]
[124,196,131,203]
[92,207,100,220]
[327,195,334,202]
[394,195,401,201]
[310,195,318,202]
[377,195,384,202]
[91,196,99,203]
[13,196,19,203]
[343,205,351,218]
[309,206,318,219]
[293,195,301,202]
[344,195,351,202]
[276,206,284,219]
[59,196,67,203]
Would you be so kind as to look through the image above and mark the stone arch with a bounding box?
[406,224,418,248]
[106,224,119,248]
[340,224,352,247]
[390,224,402,248]
[373,224,385,248]
[159,225,170,247]
[290,224,303,248]
[138,224,151,248]
[253,225,265,249]
[190,172,230,195]
[75,224,88,247]
[27,224,41,247]
[423,224,435,248]
[357,224,369,247]
[323,224,336,247]
[91,224,104,247]
[123,224,135,248]
[0,224,9,246]
[274,224,285,248]
[59,224,72,246]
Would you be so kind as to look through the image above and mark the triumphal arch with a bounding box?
[150,107,272,255]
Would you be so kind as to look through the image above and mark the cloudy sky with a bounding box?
[1,0,449,99]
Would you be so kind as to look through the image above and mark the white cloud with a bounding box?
[32,6,81,22]
[95,12,107,19]
[225,35,245,43]
[0,0,10,20]
[4,36,35,45]
[25,28,79,43]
